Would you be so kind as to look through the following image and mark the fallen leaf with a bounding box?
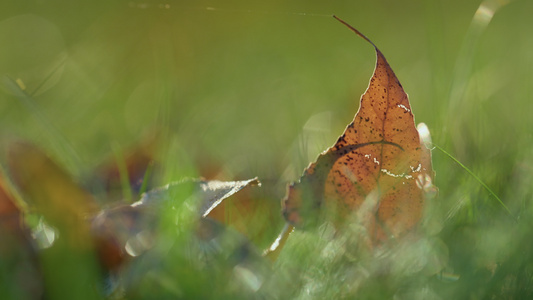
[0,173,43,300]
[0,174,31,246]
[7,141,119,287]
[91,178,261,265]
[135,178,261,217]
[8,141,98,247]
[282,16,434,243]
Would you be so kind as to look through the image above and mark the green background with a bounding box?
[1,0,533,298]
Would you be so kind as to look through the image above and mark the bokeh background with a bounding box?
[1,0,532,187]
[1,0,533,298]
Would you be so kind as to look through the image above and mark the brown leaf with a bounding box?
[282,17,434,243]
[6,139,104,299]
[0,174,43,299]
[7,141,127,274]
[8,142,98,239]
[0,175,30,244]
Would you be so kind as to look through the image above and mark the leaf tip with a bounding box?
[332,15,377,50]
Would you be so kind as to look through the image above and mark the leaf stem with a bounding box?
[332,15,377,50]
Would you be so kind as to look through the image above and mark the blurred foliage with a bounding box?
[1,0,533,299]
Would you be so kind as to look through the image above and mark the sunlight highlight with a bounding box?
[474,0,511,26]
[32,219,57,249]
[417,123,432,149]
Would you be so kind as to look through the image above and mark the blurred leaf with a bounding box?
[91,178,261,269]
[136,177,261,217]
[7,141,103,300]
[0,173,43,300]
[91,178,269,298]
[8,141,97,245]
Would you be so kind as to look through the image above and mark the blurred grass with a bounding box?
[1,0,533,299]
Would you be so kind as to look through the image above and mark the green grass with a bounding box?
[1,0,533,299]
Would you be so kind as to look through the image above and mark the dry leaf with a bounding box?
[0,174,43,299]
[91,178,261,266]
[7,141,122,278]
[8,142,98,247]
[135,178,261,217]
[282,16,434,243]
